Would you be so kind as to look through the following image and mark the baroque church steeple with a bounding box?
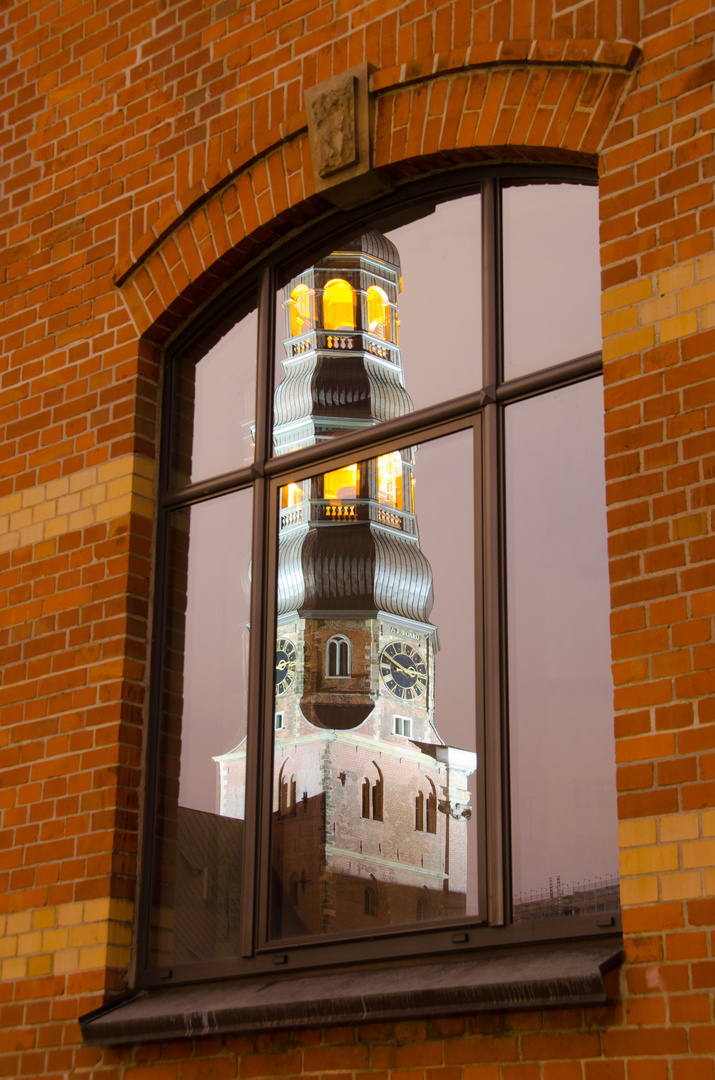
[274,233,438,730]
[216,231,476,939]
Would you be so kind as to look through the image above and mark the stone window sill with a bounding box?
[80,938,622,1045]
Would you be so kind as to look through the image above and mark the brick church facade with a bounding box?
[3,1,715,1078]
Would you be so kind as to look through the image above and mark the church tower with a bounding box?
[217,233,476,939]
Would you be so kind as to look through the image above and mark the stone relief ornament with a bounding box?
[308,76,358,178]
[304,63,394,208]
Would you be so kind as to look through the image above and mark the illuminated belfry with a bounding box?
[274,232,438,732]
[217,232,476,938]
[273,231,412,453]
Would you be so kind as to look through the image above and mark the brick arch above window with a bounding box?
[114,39,639,342]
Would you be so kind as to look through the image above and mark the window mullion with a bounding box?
[482,178,509,926]
[253,264,277,464]
[481,176,501,389]
[482,401,510,926]
[241,266,277,957]
[242,473,278,956]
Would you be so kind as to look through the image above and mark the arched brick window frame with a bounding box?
[113,41,638,342]
[91,37,640,1042]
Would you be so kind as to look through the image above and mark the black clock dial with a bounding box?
[275,637,298,696]
[380,641,427,700]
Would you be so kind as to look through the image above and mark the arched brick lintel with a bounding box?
[117,39,640,343]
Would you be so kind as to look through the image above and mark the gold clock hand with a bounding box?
[276,659,288,670]
[386,655,416,678]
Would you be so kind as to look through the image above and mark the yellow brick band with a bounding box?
[0,455,154,554]
[0,899,133,982]
[602,254,715,356]
[617,811,715,907]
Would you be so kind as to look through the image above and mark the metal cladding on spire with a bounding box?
[273,352,413,431]
[372,529,434,621]
[275,230,435,630]
[340,230,401,266]
[276,522,435,624]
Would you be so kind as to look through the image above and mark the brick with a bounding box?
[3,4,715,1080]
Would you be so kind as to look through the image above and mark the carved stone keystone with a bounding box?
[305,63,394,209]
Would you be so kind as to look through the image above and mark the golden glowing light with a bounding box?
[289,284,312,336]
[377,452,403,509]
[281,482,304,508]
[323,279,355,331]
[324,464,358,501]
[367,286,389,340]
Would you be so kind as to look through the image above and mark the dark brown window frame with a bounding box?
[134,164,621,993]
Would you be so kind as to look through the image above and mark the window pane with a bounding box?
[266,427,480,941]
[506,378,619,921]
[273,198,482,455]
[173,307,257,486]
[502,184,601,380]
[149,490,252,966]
[385,196,483,409]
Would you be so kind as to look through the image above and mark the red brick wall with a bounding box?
[3,0,715,1077]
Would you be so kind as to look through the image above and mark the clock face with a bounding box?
[275,637,298,696]
[380,641,427,701]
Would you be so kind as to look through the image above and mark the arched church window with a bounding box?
[278,762,297,817]
[415,791,424,831]
[327,635,350,677]
[140,170,619,1001]
[364,885,377,916]
[362,765,383,821]
[367,285,390,340]
[322,278,355,331]
[426,780,437,835]
[361,777,370,819]
[372,771,383,822]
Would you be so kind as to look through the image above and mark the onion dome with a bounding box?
[273,352,413,434]
[277,523,434,625]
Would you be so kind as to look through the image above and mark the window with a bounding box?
[326,635,350,677]
[288,283,313,337]
[140,170,618,990]
[322,277,355,330]
[415,781,437,833]
[361,766,384,822]
[426,781,437,835]
[415,791,424,831]
[394,715,412,738]
[367,285,390,340]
